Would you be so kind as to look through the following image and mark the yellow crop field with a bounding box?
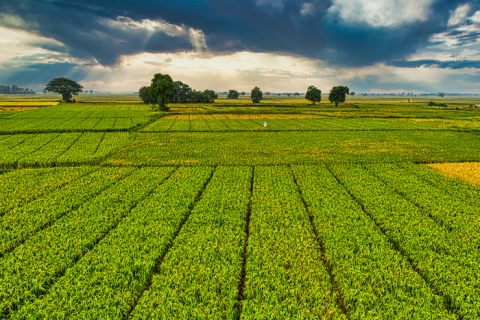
[0,102,60,106]
[427,162,480,185]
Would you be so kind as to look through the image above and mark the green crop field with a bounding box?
[1,96,480,319]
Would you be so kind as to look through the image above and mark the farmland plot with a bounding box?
[109,131,480,166]
[0,163,479,319]
[142,116,480,132]
[0,132,130,168]
[2,99,480,319]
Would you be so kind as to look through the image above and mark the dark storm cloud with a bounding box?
[0,62,89,87]
[386,59,480,69]
[0,0,478,67]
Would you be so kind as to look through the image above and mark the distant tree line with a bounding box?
[139,74,218,111]
[225,85,352,107]
[0,85,35,94]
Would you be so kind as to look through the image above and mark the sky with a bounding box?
[1,0,480,93]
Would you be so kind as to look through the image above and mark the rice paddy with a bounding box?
[1,95,480,319]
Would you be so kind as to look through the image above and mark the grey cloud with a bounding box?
[386,59,480,69]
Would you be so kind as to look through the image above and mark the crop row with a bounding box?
[141,117,480,132]
[8,107,151,119]
[0,132,130,168]
[367,163,480,248]
[292,165,452,319]
[242,166,345,319]
[330,164,480,319]
[110,131,480,166]
[0,117,149,134]
[0,167,93,216]
[129,166,249,319]
[0,167,131,257]
[0,167,174,317]
[1,164,479,319]
[11,166,213,319]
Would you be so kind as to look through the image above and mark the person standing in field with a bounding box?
[263,121,267,128]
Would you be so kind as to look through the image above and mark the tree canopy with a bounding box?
[251,87,263,103]
[44,78,83,102]
[227,90,239,99]
[305,86,321,105]
[139,76,217,110]
[148,73,174,111]
[328,86,350,107]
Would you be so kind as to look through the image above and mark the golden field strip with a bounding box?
[428,162,480,186]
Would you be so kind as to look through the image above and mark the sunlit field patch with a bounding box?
[0,107,41,112]
[0,102,60,106]
[427,162,480,186]
[0,102,60,111]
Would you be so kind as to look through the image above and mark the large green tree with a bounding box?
[251,86,263,103]
[328,86,350,107]
[44,78,83,102]
[227,90,239,99]
[305,86,321,105]
[148,73,174,111]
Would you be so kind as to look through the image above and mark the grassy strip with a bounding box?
[0,167,91,216]
[0,167,130,257]
[0,167,170,317]
[241,166,345,319]
[330,164,480,319]
[13,167,213,319]
[367,163,480,249]
[292,165,452,319]
[131,166,250,319]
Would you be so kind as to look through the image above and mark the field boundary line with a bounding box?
[126,166,216,320]
[290,165,350,319]
[234,166,254,320]
[325,165,462,318]
[92,132,106,155]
